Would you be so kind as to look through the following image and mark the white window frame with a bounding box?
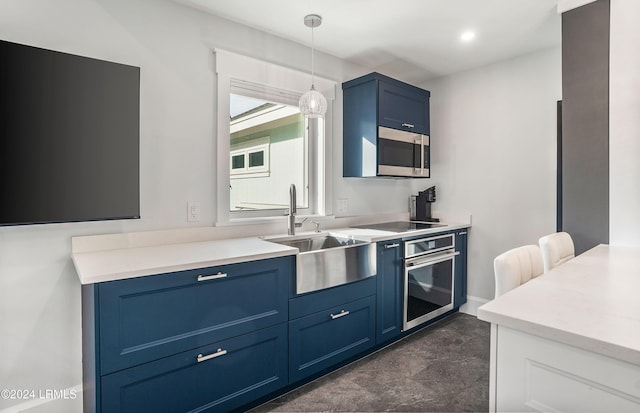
[214,49,335,224]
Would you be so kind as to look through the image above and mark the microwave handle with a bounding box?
[420,135,425,176]
[414,135,425,176]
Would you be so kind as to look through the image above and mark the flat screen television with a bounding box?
[0,40,140,226]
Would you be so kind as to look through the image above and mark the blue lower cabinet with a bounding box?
[289,295,376,383]
[454,230,469,308]
[101,324,288,413]
[97,256,292,374]
[376,240,403,344]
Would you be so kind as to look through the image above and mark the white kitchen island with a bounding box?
[477,244,640,412]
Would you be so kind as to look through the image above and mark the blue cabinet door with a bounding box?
[342,77,377,178]
[101,324,288,413]
[378,79,430,135]
[289,277,376,320]
[376,240,403,344]
[454,230,469,308]
[97,256,292,374]
[289,295,375,383]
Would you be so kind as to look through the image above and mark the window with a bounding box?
[229,92,307,213]
[230,137,270,177]
[214,49,335,223]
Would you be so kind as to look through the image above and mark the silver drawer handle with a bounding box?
[384,243,400,249]
[458,231,468,235]
[402,123,415,128]
[197,272,227,282]
[330,310,350,320]
[197,348,227,363]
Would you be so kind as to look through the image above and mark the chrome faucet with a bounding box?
[288,184,302,235]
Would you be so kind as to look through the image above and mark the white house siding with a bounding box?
[230,121,306,210]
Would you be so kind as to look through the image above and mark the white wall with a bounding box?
[609,0,640,246]
[416,47,561,301]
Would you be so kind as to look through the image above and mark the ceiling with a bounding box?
[176,0,561,84]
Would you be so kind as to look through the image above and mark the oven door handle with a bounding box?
[405,251,459,269]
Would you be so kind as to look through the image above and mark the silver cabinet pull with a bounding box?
[384,243,400,249]
[458,231,468,235]
[197,272,227,282]
[330,310,350,320]
[402,123,415,128]
[197,348,227,363]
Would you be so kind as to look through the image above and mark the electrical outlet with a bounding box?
[187,201,200,222]
[337,199,349,214]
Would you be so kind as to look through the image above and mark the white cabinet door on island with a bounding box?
[478,245,640,412]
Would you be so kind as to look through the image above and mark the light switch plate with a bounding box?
[187,201,200,222]
[337,199,349,214]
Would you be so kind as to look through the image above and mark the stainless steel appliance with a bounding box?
[403,233,458,330]
[268,234,376,294]
[377,126,429,177]
[409,196,417,220]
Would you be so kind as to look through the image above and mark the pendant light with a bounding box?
[299,14,327,118]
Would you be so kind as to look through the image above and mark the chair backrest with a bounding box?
[493,245,544,298]
[538,232,575,273]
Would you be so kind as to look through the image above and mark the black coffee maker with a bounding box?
[415,186,438,222]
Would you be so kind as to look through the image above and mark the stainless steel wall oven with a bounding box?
[403,233,458,330]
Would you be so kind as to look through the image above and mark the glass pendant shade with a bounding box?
[300,14,327,118]
[299,85,327,118]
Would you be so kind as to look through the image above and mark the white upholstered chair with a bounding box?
[538,232,575,273]
[493,245,544,298]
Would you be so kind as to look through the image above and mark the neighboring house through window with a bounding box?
[214,49,335,222]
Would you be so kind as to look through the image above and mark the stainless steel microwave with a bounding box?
[377,126,430,177]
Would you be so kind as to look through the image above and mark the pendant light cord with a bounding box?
[311,24,315,88]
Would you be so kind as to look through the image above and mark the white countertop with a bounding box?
[330,222,470,242]
[477,244,640,365]
[71,219,470,285]
[72,237,297,284]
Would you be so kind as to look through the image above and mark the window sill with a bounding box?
[215,214,334,227]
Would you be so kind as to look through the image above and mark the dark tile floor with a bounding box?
[250,313,490,413]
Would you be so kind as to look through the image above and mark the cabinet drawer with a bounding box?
[289,277,376,320]
[289,295,376,383]
[101,324,288,413]
[97,256,292,374]
[378,80,430,135]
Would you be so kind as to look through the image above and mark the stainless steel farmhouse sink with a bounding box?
[267,234,376,294]
[271,235,360,252]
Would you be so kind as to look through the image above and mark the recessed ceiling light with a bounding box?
[460,31,476,43]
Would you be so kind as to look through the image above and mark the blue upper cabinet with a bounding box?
[378,78,430,134]
[343,72,431,178]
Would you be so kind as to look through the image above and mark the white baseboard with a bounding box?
[459,295,490,317]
